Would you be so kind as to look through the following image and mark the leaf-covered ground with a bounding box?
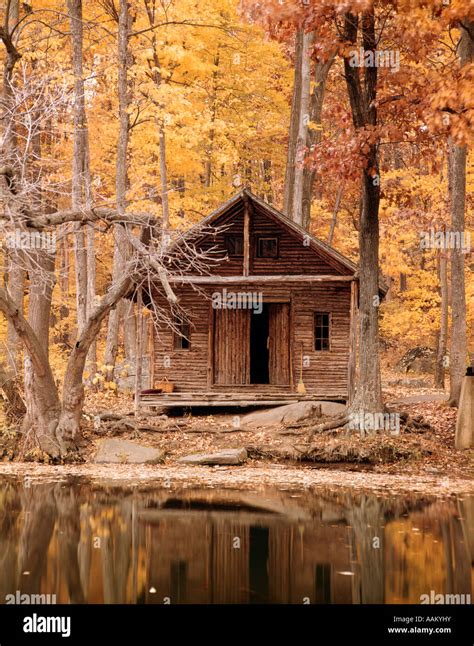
[76,386,473,483]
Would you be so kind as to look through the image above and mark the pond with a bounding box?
[0,477,472,605]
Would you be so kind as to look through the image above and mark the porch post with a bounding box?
[134,288,143,417]
[347,279,358,405]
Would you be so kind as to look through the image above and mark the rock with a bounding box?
[241,401,325,428]
[395,347,436,374]
[93,439,164,464]
[386,377,431,388]
[178,448,247,465]
[316,401,347,416]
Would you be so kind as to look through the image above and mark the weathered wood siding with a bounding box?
[151,282,351,398]
[195,203,345,276]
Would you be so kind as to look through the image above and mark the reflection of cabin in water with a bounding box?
[140,189,366,409]
[140,497,355,604]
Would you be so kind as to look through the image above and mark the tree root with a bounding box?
[306,415,349,442]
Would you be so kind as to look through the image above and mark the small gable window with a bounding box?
[173,318,190,350]
[256,236,279,258]
[224,234,243,257]
[314,312,330,351]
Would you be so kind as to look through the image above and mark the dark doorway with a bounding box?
[249,526,269,603]
[250,304,269,384]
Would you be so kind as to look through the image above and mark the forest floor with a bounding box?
[73,372,472,482]
[0,371,472,493]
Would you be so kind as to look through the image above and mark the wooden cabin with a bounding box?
[140,189,360,409]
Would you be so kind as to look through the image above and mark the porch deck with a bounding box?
[139,390,346,409]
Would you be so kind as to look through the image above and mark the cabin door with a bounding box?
[213,303,290,386]
[248,303,290,385]
[213,309,250,385]
[268,303,290,385]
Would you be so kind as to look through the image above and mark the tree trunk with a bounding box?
[342,10,384,418]
[5,254,25,373]
[67,0,89,335]
[1,0,24,374]
[327,184,344,245]
[262,159,273,203]
[159,126,170,246]
[434,243,448,389]
[86,224,97,377]
[204,48,220,188]
[123,300,137,362]
[283,29,303,217]
[302,53,335,230]
[55,273,132,450]
[291,29,314,226]
[0,288,61,455]
[104,0,132,382]
[448,21,473,405]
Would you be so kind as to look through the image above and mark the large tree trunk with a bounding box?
[68,0,89,335]
[343,10,384,418]
[22,80,57,443]
[283,29,303,217]
[434,241,449,389]
[55,274,132,449]
[447,22,472,405]
[5,254,25,373]
[0,288,61,455]
[104,0,132,382]
[301,53,335,230]
[1,0,24,374]
[291,29,314,226]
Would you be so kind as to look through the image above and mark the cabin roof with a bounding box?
[174,188,358,277]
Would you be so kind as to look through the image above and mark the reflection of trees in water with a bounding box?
[0,479,472,604]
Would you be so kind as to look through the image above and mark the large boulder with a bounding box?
[178,448,247,465]
[240,401,326,428]
[94,439,164,464]
[395,347,436,374]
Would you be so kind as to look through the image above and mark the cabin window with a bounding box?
[256,236,279,258]
[173,318,190,350]
[314,312,330,351]
[224,234,243,257]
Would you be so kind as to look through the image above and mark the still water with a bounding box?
[0,477,472,604]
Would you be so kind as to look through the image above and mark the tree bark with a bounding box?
[283,29,303,217]
[67,0,89,335]
[55,273,132,451]
[434,238,448,389]
[342,10,384,418]
[104,0,132,382]
[448,19,473,405]
[291,29,314,226]
[1,0,24,373]
[204,47,220,188]
[327,184,344,245]
[301,52,335,230]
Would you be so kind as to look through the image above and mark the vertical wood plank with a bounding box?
[148,315,155,389]
[347,280,358,404]
[134,288,143,416]
[207,301,214,387]
[269,303,290,385]
[243,197,250,276]
[289,295,295,388]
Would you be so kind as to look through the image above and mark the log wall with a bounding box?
[151,282,351,399]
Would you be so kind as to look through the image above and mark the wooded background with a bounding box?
[0,0,472,456]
